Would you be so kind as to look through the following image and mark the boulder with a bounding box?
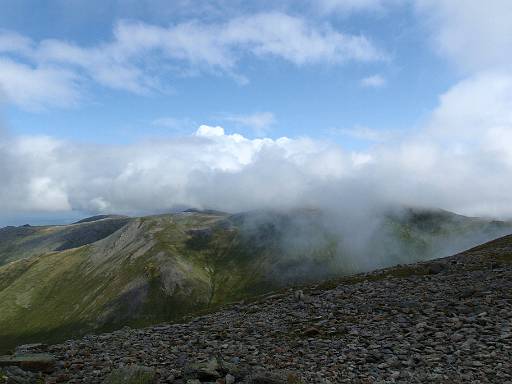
[15,344,48,355]
[184,357,221,380]
[427,263,445,275]
[0,353,55,373]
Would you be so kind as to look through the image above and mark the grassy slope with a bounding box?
[1,208,511,353]
[0,212,256,352]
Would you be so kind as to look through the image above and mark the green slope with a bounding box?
[0,208,511,353]
[0,212,260,352]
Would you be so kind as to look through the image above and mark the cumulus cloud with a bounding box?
[0,13,385,109]
[427,72,512,140]
[373,70,512,217]
[2,85,512,220]
[0,125,349,214]
[0,135,71,213]
[416,0,512,73]
[2,2,512,222]
[397,1,512,218]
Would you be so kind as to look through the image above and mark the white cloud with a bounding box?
[360,74,386,88]
[2,2,512,220]
[395,1,512,217]
[195,125,228,139]
[423,71,512,178]
[0,13,385,109]
[0,135,72,212]
[2,95,512,219]
[427,71,512,139]
[0,58,80,110]
[413,1,512,172]
[224,112,276,135]
[37,37,156,94]
[416,0,512,72]
[219,12,385,64]
[105,13,385,68]
[0,30,33,56]
[0,125,353,214]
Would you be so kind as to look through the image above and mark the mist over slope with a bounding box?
[0,207,511,353]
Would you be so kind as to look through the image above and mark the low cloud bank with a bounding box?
[2,70,512,221]
[2,2,512,222]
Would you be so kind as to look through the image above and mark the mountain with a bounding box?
[3,227,512,383]
[0,208,511,353]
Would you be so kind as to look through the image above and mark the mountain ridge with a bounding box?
[0,207,511,354]
[2,229,512,383]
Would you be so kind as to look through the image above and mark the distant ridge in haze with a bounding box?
[74,215,129,224]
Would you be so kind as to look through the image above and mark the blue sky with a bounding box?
[0,0,453,145]
[1,0,512,224]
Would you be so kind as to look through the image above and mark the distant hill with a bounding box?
[0,207,511,353]
[73,214,128,224]
[0,216,130,267]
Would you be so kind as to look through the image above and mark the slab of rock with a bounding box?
[0,353,55,373]
[427,262,446,275]
[15,343,48,355]
[184,357,222,380]
[0,365,42,383]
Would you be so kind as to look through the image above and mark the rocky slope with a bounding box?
[0,208,510,355]
[2,233,511,383]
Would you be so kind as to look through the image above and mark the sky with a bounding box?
[0,0,512,225]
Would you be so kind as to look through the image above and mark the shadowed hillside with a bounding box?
[3,220,512,383]
[0,208,511,353]
[0,216,130,267]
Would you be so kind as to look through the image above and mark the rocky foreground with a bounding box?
[2,235,512,383]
